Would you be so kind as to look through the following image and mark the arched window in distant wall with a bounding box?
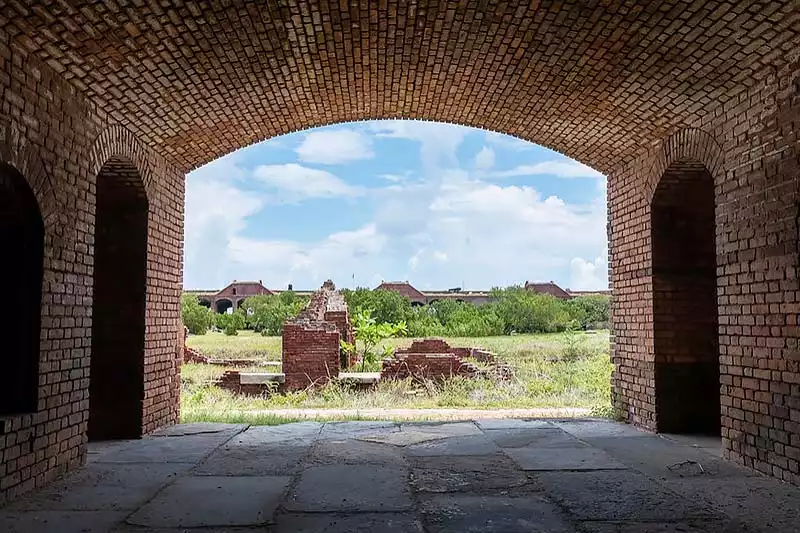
[0,163,44,416]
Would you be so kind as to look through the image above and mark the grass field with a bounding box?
[181,330,613,423]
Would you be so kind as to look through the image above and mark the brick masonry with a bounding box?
[0,0,797,499]
[381,339,511,381]
[281,281,352,391]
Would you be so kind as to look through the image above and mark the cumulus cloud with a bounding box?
[254,163,362,199]
[368,120,467,171]
[570,254,609,291]
[296,129,374,164]
[474,146,495,171]
[484,131,534,151]
[490,160,604,179]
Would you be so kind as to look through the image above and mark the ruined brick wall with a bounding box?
[0,42,183,502]
[381,339,495,381]
[281,281,347,391]
[609,59,800,482]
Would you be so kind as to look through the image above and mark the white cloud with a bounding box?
[570,254,609,291]
[474,146,495,171]
[296,129,374,164]
[490,160,603,179]
[367,120,467,171]
[433,251,449,262]
[254,163,362,199]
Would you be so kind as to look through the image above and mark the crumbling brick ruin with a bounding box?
[281,281,354,391]
[381,339,511,381]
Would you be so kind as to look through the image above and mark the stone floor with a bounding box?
[2,419,800,532]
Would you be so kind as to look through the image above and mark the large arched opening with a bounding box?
[651,160,720,435]
[216,299,234,314]
[89,156,149,441]
[0,163,44,417]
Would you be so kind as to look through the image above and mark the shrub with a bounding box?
[215,310,246,336]
[340,309,407,372]
[242,293,306,335]
[181,294,213,335]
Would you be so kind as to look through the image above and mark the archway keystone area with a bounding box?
[0,1,798,500]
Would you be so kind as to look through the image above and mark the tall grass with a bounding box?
[181,331,613,416]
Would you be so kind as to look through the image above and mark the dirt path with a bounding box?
[243,407,590,421]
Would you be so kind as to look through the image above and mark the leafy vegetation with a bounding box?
[340,309,407,372]
[242,292,308,335]
[181,331,613,413]
[181,294,214,335]
[215,311,246,336]
[342,286,609,337]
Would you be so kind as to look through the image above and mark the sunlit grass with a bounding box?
[181,331,613,417]
[186,330,282,360]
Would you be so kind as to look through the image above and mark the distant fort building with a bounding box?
[187,280,608,313]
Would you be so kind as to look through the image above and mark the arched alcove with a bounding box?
[651,160,720,435]
[0,163,44,416]
[89,156,149,441]
[216,299,234,314]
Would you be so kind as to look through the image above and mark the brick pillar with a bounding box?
[282,321,341,390]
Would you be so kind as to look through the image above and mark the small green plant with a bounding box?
[215,311,246,336]
[561,323,588,361]
[340,309,407,372]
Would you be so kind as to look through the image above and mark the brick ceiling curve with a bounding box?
[4,1,797,173]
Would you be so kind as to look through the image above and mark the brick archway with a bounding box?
[650,159,720,435]
[88,154,149,441]
[0,162,44,418]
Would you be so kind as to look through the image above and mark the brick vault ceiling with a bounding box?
[2,1,798,173]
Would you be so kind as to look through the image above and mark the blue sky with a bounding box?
[184,121,608,292]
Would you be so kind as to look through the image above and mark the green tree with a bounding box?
[341,288,412,324]
[181,294,213,335]
[215,310,246,336]
[340,309,407,372]
[566,295,610,329]
[242,293,307,335]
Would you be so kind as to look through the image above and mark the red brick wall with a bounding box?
[282,321,340,390]
[610,59,800,481]
[0,43,183,502]
[382,339,483,381]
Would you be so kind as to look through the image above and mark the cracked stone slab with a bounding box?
[96,434,235,464]
[584,436,755,480]
[576,521,740,533]
[485,428,589,449]
[272,513,424,532]
[285,465,412,512]
[127,476,290,528]
[411,454,529,493]
[663,477,800,532]
[193,443,310,476]
[420,494,574,532]
[231,422,323,445]
[309,438,408,466]
[0,511,127,533]
[401,422,482,437]
[505,447,627,471]
[150,423,248,437]
[535,470,717,522]
[407,435,502,457]
[357,430,451,446]
[319,421,399,438]
[475,419,556,430]
[555,419,652,439]
[5,463,191,511]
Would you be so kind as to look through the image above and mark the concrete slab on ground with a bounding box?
[535,470,718,522]
[420,494,574,533]
[485,427,589,449]
[309,438,408,466]
[475,418,557,430]
[285,464,412,512]
[407,434,502,457]
[0,511,128,533]
[272,513,425,532]
[126,475,290,528]
[505,446,627,471]
[192,443,310,476]
[231,422,323,445]
[411,454,529,493]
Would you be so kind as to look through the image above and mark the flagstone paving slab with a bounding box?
[411,454,530,493]
[505,446,627,471]
[475,418,557,430]
[420,494,575,533]
[127,476,290,528]
[272,512,425,532]
[285,464,413,512]
[192,443,310,476]
[407,434,502,457]
[0,511,129,533]
[485,427,589,449]
[309,438,408,465]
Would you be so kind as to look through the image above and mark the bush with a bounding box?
[566,295,610,329]
[242,292,306,335]
[215,311,246,336]
[341,288,412,324]
[181,294,213,335]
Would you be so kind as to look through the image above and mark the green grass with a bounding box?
[186,330,282,360]
[180,330,613,423]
